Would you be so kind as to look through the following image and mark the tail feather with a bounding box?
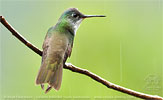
[36,62,63,91]
[51,65,63,90]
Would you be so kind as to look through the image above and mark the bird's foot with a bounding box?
[45,85,52,94]
[41,84,44,90]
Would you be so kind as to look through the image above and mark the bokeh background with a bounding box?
[0,0,162,99]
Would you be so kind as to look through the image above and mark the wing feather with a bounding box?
[36,33,50,84]
[63,41,73,64]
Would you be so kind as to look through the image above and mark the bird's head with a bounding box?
[58,8,105,33]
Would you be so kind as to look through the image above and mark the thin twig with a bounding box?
[0,16,162,100]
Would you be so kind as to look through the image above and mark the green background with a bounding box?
[0,0,162,99]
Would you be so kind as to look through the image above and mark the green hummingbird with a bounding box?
[36,8,105,93]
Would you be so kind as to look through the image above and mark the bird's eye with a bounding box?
[72,13,78,18]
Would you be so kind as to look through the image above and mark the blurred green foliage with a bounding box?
[0,0,162,100]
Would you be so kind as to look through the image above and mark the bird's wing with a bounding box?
[36,31,51,85]
[63,41,73,64]
[67,41,73,57]
[41,33,50,64]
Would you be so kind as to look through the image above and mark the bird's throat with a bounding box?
[69,18,83,34]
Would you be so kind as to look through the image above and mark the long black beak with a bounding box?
[82,15,106,18]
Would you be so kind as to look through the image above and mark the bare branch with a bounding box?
[0,16,163,100]
[0,16,42,56]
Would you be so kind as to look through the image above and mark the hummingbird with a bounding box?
[35,8,105,93]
